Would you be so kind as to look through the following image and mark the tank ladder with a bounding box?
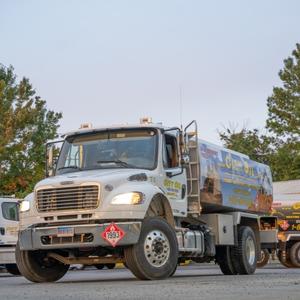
[184,121,202,215]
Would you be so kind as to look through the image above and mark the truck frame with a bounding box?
[16,119,277,282]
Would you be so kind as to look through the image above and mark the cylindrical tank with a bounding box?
[197,140,273,214]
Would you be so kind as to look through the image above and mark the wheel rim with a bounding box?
[144,230,170,267]
[258,250,265,264]
[245,236,256,265]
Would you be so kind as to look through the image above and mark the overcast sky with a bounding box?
[1,0,299,144]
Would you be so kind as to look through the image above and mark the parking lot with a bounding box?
[0,263,300,300]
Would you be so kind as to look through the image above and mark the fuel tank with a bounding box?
[196,140,273,214]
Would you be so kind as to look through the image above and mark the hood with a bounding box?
[35,168,149,189]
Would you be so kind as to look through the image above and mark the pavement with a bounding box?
[0,263,300,300]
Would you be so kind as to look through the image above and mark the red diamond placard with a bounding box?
[101,223,125,247]
[279,220,290,231]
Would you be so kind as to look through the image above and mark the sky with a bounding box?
[0,0,299,145]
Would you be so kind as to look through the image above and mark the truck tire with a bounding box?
[124,217,178,280]
[257,249,270,268]
[216,246,237,275]
[106,263,116,269]
[15,242,69,283]
[277,250,294,268]
[232,226,257,275]
[94,264,105,270]
[5,264,21,276]
[290,242,300,268]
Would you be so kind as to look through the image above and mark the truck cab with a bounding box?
[0,197,20,275]
[17,119,277,282]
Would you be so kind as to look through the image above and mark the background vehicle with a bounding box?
[258,180,300,268]
[16,119,277,282]
[0,196,20,275]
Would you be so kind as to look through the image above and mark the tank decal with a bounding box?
[272,199,300,232]
[199,141,273,213]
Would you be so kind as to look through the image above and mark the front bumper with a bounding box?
[19,222,142,251]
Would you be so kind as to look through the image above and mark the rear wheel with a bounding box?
[94,264,105,270]
[169,262,178,277]
[5,264,21,276]
[232,226,257,275]
[16,242,69,283]
[106,263,116,269]
[278,250,294,268]
[124,217,178,280]
[216,246,237,275]
[290,242,300,268]
[257,249,270,268]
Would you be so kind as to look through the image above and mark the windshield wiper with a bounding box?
[96,159,136,168]
[57,165,82,171]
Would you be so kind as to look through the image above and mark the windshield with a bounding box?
[2,202,19,221]
[56,129,158,174]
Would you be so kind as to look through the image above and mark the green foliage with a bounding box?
[219,128,272,164]
[267,43,300,140]
[220,44,300,181]
[0,64,62,197]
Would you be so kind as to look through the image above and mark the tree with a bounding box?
[219,128,272,165]
[220,44,300,181]
[266,43,300,141]
[0,64,62,197]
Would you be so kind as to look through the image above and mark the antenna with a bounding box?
[179,86,183,129]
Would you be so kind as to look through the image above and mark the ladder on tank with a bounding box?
[184,120,202,215]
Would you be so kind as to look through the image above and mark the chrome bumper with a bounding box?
[19,222,142,250]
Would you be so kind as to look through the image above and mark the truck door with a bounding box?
[160,132,187,217]
[0,200,19,245]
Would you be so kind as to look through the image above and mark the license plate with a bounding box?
[57,226,74,237]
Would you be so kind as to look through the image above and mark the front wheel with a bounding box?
[257,249,270,268]
[16,242,69,283]
[124,217,178,280]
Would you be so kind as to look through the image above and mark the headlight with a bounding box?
[20,200,30,212]
[111,192,144,205]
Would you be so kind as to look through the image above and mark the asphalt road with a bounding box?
[0,264,300,300]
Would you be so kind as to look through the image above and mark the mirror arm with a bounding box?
[45,139,64,178]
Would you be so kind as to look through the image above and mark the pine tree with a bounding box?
[0,64,62,197]
[220,44,300,181]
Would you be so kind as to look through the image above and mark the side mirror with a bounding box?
[46,140,63,177]
[46,145,55,177]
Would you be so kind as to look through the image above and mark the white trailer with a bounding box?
[16,119,277,282]
[0,197,20,275]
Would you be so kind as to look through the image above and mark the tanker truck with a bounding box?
[16,119,277,282]
[258,180,300,268]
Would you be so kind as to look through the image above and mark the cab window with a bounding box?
[163,134,179,168]
[2,202,19,221]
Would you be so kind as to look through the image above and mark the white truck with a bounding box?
[0,197,20,275]
[16,119,277,282]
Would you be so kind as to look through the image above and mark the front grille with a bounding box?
[41,233,94,245]
[36,185,99,212]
